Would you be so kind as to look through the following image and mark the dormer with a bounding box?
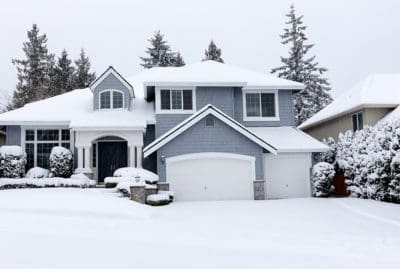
[90,66,134,111]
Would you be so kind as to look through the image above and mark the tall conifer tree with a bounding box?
[203,40,224,63]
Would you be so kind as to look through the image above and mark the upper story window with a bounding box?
[99,90,124,110]
[243,90,279,121]
[352,112,363,131]
[157,87,195,113]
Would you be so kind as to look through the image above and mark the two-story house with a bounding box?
[0,61,328,201]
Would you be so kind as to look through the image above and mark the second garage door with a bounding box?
[166,152,255,201]
[264,153,312,199]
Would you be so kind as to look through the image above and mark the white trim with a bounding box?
[143,105,278,158]
[98,89,125,110]
[155,86,196,114]
[90,67,133,96]
[71,126,145,132]
[242,89,280,121]
[166,152,255,165]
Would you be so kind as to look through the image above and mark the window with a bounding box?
[92,143,97,168]
[244,91,278,120]
[159,89,194,112]
[24,129,71,170]
[100,90,124,110]
[113,91,123,109]
[352,112,363,131]
[100,91,111,109]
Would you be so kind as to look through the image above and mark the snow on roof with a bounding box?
[129,61,305,96]
[299,74,400,130]
[377,104,400,125]
[249,127,329,152]
[0,88,155,128]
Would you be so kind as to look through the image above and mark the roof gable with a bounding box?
[143,104,278,158]
[90,66,134,97]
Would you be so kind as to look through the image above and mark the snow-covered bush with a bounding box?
[320,137,337,165]
[311,162,335,197]
[49,146,73,178]
[113,167,159,184]
[0,146,26,178]
[26,167,49,179]
[146,194,170,206]
[389,152,400,202]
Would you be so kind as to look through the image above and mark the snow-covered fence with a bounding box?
[0,146,26,178]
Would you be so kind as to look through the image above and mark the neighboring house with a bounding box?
[0,61,328,201]
[299,74,400,141]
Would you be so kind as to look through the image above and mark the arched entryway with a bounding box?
[93,136,128,183]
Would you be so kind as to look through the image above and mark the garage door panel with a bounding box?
[265,153,311,199]
[166,153,254,201]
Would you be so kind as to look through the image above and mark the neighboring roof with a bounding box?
[90,66,135,97]
[249,127,330,153]
[143,104,278,158]
[0,88,155,129]
[129,61,305,98]
[377,104,400,125]
[299,74,400,130]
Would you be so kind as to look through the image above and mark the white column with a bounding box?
[77,147,83,169]
[136,146,143,168]
[129,145,136,167]
[84,146,90,169]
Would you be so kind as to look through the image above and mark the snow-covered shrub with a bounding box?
[389,152,400,202]
[320,137,337,165]
[49,146,73,178]
[146,194,170,206]
[26,167,49,179]
[0,177,95,190]
[0,146,26,178]
[113,167,159,184]
[311,162,335,197]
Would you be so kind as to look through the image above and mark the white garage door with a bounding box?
[264,153,312,199]
[166,153,255,201]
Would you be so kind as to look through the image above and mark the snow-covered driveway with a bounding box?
[0,189,399,269]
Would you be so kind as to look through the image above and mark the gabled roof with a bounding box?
[299,74,400,130]
[90,66,135,97]
[143,105,278,158]
[129,61,305,98]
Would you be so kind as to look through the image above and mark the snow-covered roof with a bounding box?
[129,61,305,97]
[0,88,155,129]
[249,127,329,152]
[299,74,400,130]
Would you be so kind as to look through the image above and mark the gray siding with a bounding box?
[6,126,21,145]
[233,88,295,127]
[93,73,132,110]
[157,115,264,182]
[196,87,235,117]
[155,114,191,138]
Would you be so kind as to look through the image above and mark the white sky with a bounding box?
[0,0,399,100]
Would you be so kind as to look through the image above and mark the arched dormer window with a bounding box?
[99,90,124,109]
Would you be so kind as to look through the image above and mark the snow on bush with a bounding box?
[146,194,170,206]
[333,119,400,202]
[26,167,49,179]
[311,162,335,197]
[116,181,156,196]
[0,177,95,189]
[113,167,159,184]
[0,145,26,178]
[49,146,73,178]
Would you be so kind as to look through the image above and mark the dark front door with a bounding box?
[98,141,128,183]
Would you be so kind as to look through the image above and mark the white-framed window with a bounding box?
[156,87,195,113]
[352,112,363,131]
[23,128,71,170]
[243,89,279,121]
[99,89,124,109]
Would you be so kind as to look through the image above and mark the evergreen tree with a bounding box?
[140,31,176,68]
[173,51,185,67]
[271,5,332,125]
[73,49,96,88]
[203,40,224,63]
[9,24,55,109]
[51,49,75,95]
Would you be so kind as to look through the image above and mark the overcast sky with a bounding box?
[0,0,399,101]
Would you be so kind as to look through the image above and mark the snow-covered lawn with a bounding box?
[1,189,399,269]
